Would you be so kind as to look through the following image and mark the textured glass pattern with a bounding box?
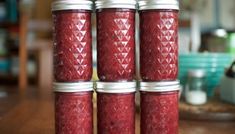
[140,91,178,134]
[97,92,135,134]
[97,9,135,81]
[55,92,93,134]
[53,10,92,82]
[140,10,178,81]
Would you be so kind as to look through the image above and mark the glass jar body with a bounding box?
[55,91,93,134]
[53,10,92,82]
[185,73,207,105]
[97,92,135,134]
[140,9,179,81]
[97,8,136,81]
[140,91,179,134]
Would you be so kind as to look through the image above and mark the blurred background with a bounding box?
[0,0,52,89]
[0,0,235,129]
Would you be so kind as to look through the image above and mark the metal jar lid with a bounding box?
[138,0,179,10]
[52,0,93,11]
[95,0,136,9]
[139,81,180,92]
[96,81,136,93]
[53,82,94,92]
[140,80,179,87]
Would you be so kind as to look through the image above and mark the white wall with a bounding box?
[219,0,235,30]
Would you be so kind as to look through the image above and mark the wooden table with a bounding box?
[0,87,235,134]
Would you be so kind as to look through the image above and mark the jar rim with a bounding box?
[139,80,181,92]
[53,82,94,92]
[140,80,180,87]
[138,0,179,10]
[52,0,93,11]
[140,84,181,92]
[96,81,136,93]
[95,0,136,9]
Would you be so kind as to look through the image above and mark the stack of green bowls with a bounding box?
[178,53,234,97]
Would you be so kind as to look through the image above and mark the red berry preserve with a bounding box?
[140,81,180,134]
[139,0,179,81]
[53,82,93,134]
[96,82,136,134]
[52,0,93,82]
[96,0,136,81]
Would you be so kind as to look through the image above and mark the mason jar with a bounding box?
[96,0,136,81]
[96,81,136,134]
[140,81,180,134]
[139,0,179,81]
[185,69,207,105]
[52,0,93,82]
[53,82,93,134]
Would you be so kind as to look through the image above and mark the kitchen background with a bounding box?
[0,0,235,131]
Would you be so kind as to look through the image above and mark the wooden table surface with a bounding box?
[0,87,235,134]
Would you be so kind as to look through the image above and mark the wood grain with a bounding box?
[19,10,28,90]
[180,97,235,121]
[0,87,235,134]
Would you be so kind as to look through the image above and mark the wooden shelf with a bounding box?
[0,75,37,85]
[0,75,17,85]
[0,22,19,28]
[179,96,235,121]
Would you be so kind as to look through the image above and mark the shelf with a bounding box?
[179,96,235,121]
[0,21,19,28]
[0,75,17,85]
[0,75,37,85]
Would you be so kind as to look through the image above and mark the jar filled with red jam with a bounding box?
[95,0,136,81]
[139,0,179,81]
[96,82,136,134]
[52,0,93,82]
[53,82,93,134]
[140,81,180,134]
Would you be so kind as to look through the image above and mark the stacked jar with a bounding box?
[53,82,93,134]
[52,0,93,134]
[140,81,180,134]
[95,0,136,133]
[96,82,136,133]
[138,0,180,134]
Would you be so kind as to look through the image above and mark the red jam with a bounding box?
[97,9,136,81]
[53,10,92,82]
[97,92,135,134]
[140,91,178,134]
[139,10,179,81]
[55,91,93,134]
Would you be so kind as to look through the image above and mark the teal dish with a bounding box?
[178,53,234,97]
